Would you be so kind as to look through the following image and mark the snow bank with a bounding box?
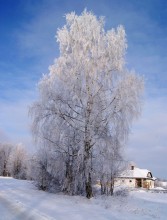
[0,177,167,219]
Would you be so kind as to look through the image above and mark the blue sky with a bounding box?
[0,0,167,178]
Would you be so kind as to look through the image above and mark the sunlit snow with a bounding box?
[0,177,167,220]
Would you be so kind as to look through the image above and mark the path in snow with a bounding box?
[0,177,167,220]
[0,193,54,220]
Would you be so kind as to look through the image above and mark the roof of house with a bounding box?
[118,167,156,180]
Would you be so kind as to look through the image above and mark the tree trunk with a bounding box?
[85,172,92,199]
[3,160,7,177]
[84,141,93,199]
[109,178,114,196]
[100,182,106,195]
[63,158,73,194]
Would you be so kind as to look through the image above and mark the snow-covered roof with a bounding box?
[118,167,155,180]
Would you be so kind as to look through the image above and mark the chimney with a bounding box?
[131,165,134,170]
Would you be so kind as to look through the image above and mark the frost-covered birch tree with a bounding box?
[0,143,13,176]
[8,143,28,179]
[30,10,143,198]
[95,136,126,195]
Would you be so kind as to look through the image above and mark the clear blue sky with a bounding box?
[0,0,167,179]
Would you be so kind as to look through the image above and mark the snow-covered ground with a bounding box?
[0,177,167,220]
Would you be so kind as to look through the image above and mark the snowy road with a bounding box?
[0,193,52,220]
[0,195,16,220]
[0,194,50,220]
[0,177,167,220]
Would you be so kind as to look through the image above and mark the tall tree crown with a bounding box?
[30,10,144,198]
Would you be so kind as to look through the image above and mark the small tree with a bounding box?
[95,136,126,195]
[8,143,28,179]
[0,143,13,176]
[30,10,143,198]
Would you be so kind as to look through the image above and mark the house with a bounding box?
[115,165,156,189]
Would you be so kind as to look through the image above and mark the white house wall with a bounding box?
[115,178,136,188]
[115,178,155,189]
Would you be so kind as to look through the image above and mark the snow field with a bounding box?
[0,177,167,220]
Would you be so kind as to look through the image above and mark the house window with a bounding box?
[122,180,124,183]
